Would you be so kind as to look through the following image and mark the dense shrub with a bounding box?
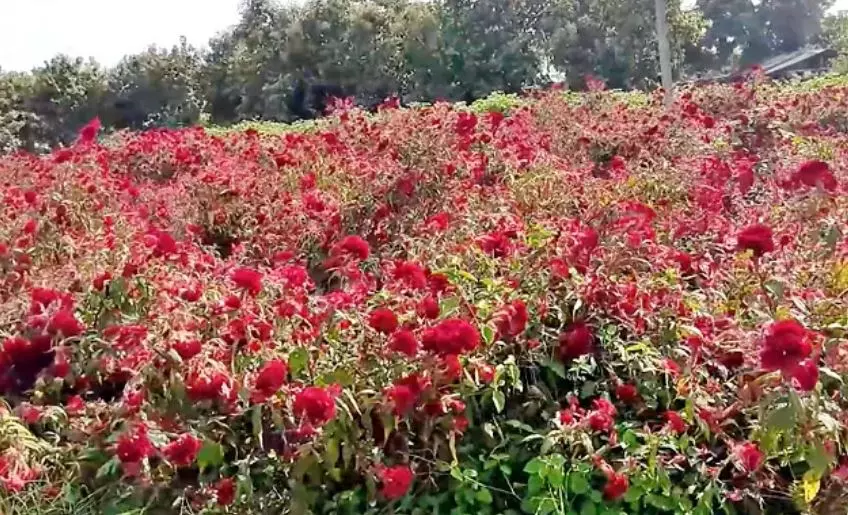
[1,80,848,515]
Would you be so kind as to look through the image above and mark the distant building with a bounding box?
[686,46,837,85]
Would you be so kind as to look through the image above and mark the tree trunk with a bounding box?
[654,0,673,106]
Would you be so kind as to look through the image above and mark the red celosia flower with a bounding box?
[760,320,811,374]
[793,160,837,191]
[330,235,370,262]
[388,329,418,357]
[369,308,399,334]
[736,442,765,472]
[171,339,202,360]
[47,309,84,338]
[790,359,819,392]
[215,477,236,506]
[252,359,288,402]
[293,386,337,426]
[587,398,617,433]
[615,383,640,404]
[493,299,529,340]
[603,471,629,500]
[421,319,480,356]
[385,383,418,415]
[162,433,202,467]
[78,117,101,144]
[736,223,774,257]
[0,449,39,493]
[231,267,263,296]
[558,322,594,361]
[377,464,414,500]
[478,231,513,258]
[115,424,155,464]
[65,395,85,415]
[477,364,495,384]
[664,411,687,435]
[392,261,428,290]
[417,296,440,319]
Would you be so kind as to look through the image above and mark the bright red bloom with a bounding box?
[493,299,529,340]
[760,320,812,374]
[794,160,837,191]
[330,235,370,262]
[615,383,640,404]
[78,117,101,144]
[417,296,440,319]
[392,261,428,290]
[664,411,687,435]
[369,308,399,334]
[603,471,629,500]
[115,424,154,464]
[162,433,202,467]
[478,231,513,258]
[385,383,418,415]
[377,464,414,500]
[231,267,263,296]
[65,395,85,415]
[736,442,765,472]
[790,359,819,392]
[587,398,617,432]
[47,309,84,338]
[215,477,236,506]
[252,359,288,402]
[0,449,39,493]
[558,322,594,361]
[736,223,774,257]
[388,329,418,357]
[421,319,480,356]
[293,386,337,426]
[171,339,202,360]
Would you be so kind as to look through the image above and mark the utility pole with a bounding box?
[654,0,673,106]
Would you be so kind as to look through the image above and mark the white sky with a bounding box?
[2,0,848,71]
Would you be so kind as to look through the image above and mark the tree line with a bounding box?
[0,0,842,152]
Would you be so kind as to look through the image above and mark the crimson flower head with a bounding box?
[115,424,155,464]
[793,160,837,191]
[392,261,428,290]
[493,299,529,340]
[376,464,414,500]
[736,223,774,258]
[231,267,263,296]
[162,433,202,467]
[388,329,419,357]
[477,231,513,258]
[760,319,812,374]
[330,235,370,262]
[385,383,418,415]
[615,383,640,404]
[417,296,440,320]
[558,322,594,361]
[369,308,399,335]
[215,477,236,506]
[421,318,480,356]
[171,339,202,360]
[790,359,819,392]
[664,411,687,435]
[603,471,629,500]
[78,117,101,144]
[47,309,84,338]
[251,359,288,403]
[736,441,765,472]
[293,386,337,426]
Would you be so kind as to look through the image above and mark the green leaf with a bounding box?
[482,325,496,346]
[569,473,590,494]
[646,494,676,511]
[288,348,309,377]
[196,440,224,472]
[96,456,121,479]
[766,404,797,431]
[542,358,567,380]
[492,390,505,413]
[439,296,461,317]
[801,469,822,504]
[476,489,493,504]
[323,437,340,468]
[580,500,597,515]
[524,457,544,475]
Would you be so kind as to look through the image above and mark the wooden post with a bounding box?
[655,0,673,106]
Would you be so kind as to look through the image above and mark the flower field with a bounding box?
[3,77,848,514]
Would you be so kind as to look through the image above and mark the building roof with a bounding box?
[757,46,835,76]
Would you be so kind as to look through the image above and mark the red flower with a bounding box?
[377,464,414,500]
[115,424,154,464]
[736,442,764,472]
[293,386,337,426]
[615,383,640,404]
[171,339,202,360]
[65,395,84,415]
[392,261,427,290]
[215,477,236,506]
[664,411,687,435]
[603,471,629,500]
[477,364,495,384]
[736,223,774,257]
[587,398,617,433]
[369,308,399,334]
[162,433,202,467]
[790,359,819,392]
[417,296,440,319]
[231,267,263,296]
[421,319,480,356]
[493,300,529,340]
[794,160,837,191]
[388,329,419,357]
[78,117,101,144]
[252,359,288,402]
[385,383,417,415]
[558,322,594,361]
[478,231,513,258]
[330,235,370,262]
[47,310,84,338]
[760,320,812,374]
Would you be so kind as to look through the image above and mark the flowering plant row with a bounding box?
[2,77,848,514]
